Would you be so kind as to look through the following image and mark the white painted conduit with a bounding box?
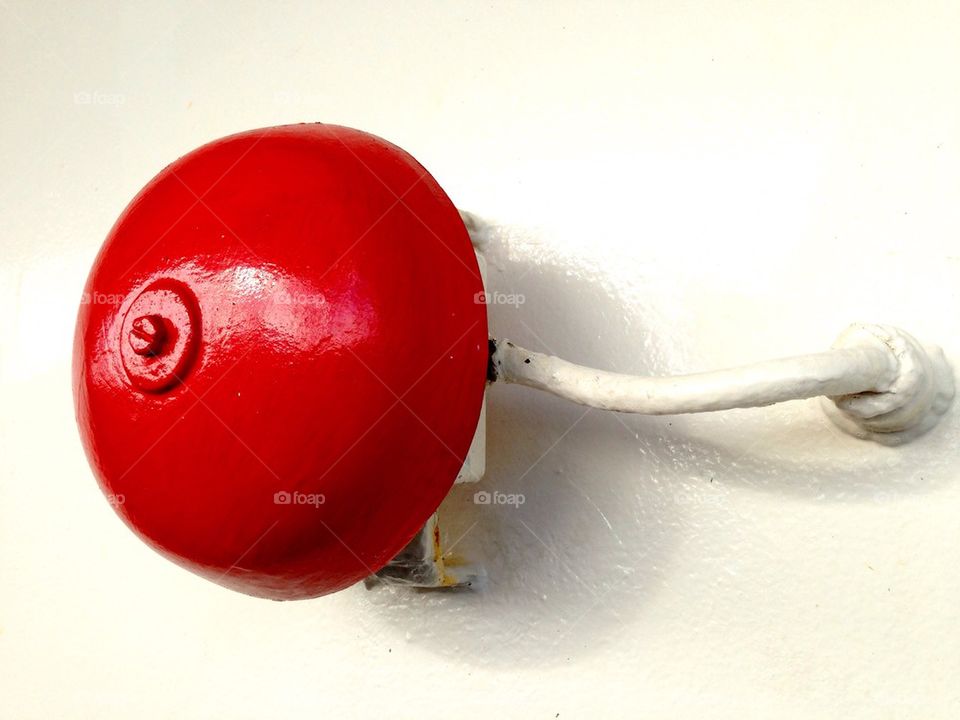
[489,323,955,444]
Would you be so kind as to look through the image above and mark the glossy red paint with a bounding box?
[74,124,488,600]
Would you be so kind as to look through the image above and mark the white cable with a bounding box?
[489,323,954,443]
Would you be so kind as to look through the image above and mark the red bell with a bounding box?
[77,124,955,603]
[74,124,488,600]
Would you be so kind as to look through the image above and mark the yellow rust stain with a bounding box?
[432,517,463,587]
[432,522,443,564]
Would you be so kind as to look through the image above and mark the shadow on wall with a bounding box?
[360,217,693,666]
[360,216,959,666]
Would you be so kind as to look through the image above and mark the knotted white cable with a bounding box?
[489,323,954,444]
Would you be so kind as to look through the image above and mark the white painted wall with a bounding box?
[2,2,959,717]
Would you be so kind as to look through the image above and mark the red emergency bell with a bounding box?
[73,124,488,599]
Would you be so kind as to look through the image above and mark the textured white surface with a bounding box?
[2,2,960,718]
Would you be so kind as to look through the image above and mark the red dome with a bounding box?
[74,124,488,599]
